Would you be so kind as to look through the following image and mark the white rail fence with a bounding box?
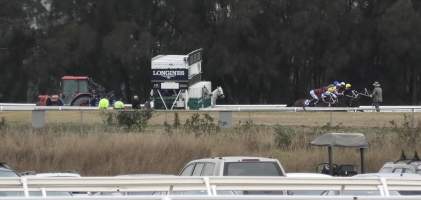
[1,104,421,128]
[1,103,421,112]
[0,104,416,113]
[1,176,421,197]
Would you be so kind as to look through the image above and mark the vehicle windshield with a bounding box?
[379,167,393,173]
[288,190,328,195]
[63,80,78,95]
[223,162,283,176]
[393,167,415,173]
[326,190,381,196]
[62,80,88,94]
[0,168,18,177]
[78,80,88,93]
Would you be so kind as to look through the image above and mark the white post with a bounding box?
[157,90,168,110]
[32,110,45,128]
[185,89,189,110]
[21,177,29,197]
[380,177,390,197]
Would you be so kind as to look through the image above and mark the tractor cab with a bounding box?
[38,75,110,106]
[61,76,89,105]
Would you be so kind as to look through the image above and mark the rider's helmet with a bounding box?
[333,81,339,86]
[340,82,346,86]
[328,87,335,93]
[346,83,352,89]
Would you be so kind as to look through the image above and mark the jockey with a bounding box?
[321,87,337,103]
[308,86,328,106]
[343,83,352,95]
[335,82,346,95]
[343,83,358,107]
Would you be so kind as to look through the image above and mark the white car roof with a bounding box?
[190,156,279,163]
[354,173,421,178]
[116,174,176,177]
[22,172,81,177]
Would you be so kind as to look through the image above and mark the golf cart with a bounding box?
[311,132,368,176]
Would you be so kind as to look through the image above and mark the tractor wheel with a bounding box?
[71,96,91,106]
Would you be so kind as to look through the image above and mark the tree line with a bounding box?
[0,0,420,105]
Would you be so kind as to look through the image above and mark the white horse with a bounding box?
[211,86,224,107]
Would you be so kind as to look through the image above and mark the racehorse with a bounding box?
[291,89,370,108]
[337,89,371,107]
[291,94,337,108]
[211,86,224,107]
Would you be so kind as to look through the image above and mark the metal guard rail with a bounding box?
[1,196,421,200]
[1,177,421,196]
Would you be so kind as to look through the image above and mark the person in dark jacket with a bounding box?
[370,81,383,112]
[132,95,141,109]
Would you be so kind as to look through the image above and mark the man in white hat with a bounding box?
[370,81,382,112]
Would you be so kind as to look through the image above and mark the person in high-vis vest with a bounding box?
[113,100,125,109]
[98,98,109,109]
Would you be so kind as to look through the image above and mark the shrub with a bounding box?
[234,120,255,133]
[0,117,6,130]
[273,125,295,149]
[392,114,421,149]
[101,110,152,131]
[164,121,173,134]
[173,112,181,128]
[183,113,219,135]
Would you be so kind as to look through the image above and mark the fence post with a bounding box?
[219,111,232,128]
[329,111,333,126]
[80,110,84,133]
[412,108,415,129]
[32,110,45,128]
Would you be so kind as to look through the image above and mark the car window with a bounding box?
[223,162,282,176]
[288,190,328,195]
[29,191,72,197]
[0,192,24,197]
[398,190,421,196]
[379,167,393,173]
[0,168,18,177]
[201,163,215,176]
[192,163,204,176]
[393,167,415,174]
[325,190,380,196]
[180,164,195,176]
[342,190,380,196]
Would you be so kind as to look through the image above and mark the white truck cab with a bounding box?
[179,156,286,176]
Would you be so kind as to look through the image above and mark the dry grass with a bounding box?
[0,116,419,176]
[1,111,421,127]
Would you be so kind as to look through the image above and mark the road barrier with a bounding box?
[0,176,421,199]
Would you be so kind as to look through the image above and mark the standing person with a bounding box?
[132,95,140,109]
[370,81,383,112]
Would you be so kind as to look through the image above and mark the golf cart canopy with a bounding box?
[310,133,368,148]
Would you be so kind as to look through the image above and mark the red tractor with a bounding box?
[38,76,112,106]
